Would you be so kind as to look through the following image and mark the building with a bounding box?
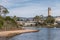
[53,17,60,25]
[48,7,51,16]
[55,17,60,22]
[24,21,36,26]
[17,21,25,26]
[17,21,36,26]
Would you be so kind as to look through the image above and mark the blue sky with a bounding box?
[0,0,60,17]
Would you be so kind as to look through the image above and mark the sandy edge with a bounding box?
[0,29,39,37]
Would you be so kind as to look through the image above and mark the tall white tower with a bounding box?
[48,7,51,16]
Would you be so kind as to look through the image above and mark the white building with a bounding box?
[55,17,60,22]
[17,21,36,26]
[17,21,25,25]
[24,21,35,26]
[54,17,60,25]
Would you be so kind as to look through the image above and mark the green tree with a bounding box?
[13,16,19,28]
[33,15,41,26]
[34,15,41,22]
[3,8,9,17]
[5,16,18,27]
[0,5,9,16]
[0,20,4,28]
[5,16,11,20]
[45,16,55,24]
[5,16,17,24]
[13,16,17,21]
[0,17,4,28]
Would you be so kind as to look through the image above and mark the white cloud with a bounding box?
[0,0,13,8]
[7,5,48,17]
[1,0,60,17]
[0,0,32,9]
[10,0,30,3]
[7,4,60,17]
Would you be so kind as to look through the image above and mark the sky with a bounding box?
[0,0,60,17]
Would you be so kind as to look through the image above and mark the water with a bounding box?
[1,27,60,40]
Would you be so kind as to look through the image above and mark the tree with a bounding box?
[5,16,19,28]
[13,16,17,21]
[3,8,9,17]
[0,5,9,16]
[34,15,41,22]
[13,16,19,28]
[33,15,41,26]
[5,16,11,20]
[17,18,20,21]
[45,16,55,24]
[0,16,4,28]
[0,20,4,28]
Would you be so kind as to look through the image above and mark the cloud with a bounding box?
[1,0,60,17]
[7,5,48,17]
[0,0,31,7]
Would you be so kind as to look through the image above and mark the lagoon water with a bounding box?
[8,27,60,40]
[9,28,60,40]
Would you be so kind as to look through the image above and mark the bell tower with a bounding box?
[48,7,51,16]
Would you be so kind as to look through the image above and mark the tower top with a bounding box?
[48,7,51,16]
[48,7,51,10]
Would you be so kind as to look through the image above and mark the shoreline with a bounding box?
[0,29,39,38]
